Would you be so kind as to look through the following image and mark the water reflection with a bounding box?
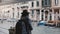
[32,25,60,34]
[0,21,60,34]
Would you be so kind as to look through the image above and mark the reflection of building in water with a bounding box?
[0,0,60,22]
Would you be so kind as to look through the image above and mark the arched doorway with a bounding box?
[41,10,44,21]
[36,10,40,21]
[45,11,48,21]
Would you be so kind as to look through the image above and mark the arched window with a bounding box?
[45,11,48,14]
[41,10,44,20]
[58,16,60,20]
[42,15,44,20]
[7,11,10,13]
[31,10,34,17]
[55,0,59,5]
[36,1,39,7]
[41,10,44,12]
[42,0,51,7]
[36,10,40,15]
[32,2,34,7]
[50,14,52,20]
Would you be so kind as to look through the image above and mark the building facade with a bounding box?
[0,0,60,22]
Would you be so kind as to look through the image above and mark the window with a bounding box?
[47,0,51,6]
[45,11,48,14]
[31,10,34,17]
[32,2,34,7]
[41,10,44,12]
[45,16,47,21]
[36,1,39,7]
[42,0,51,7]
[45,16,47,18]
[57,11,59,14]
[41,10,44,20]
[17,7,19,10]
[12,8,14,10]
[42,15,44,20]
[50,14,52,20]
[36,10,40,14]
[55,0,59,5]
[58,16,60,20]
[45,0,47,5]
[7,11,10,13]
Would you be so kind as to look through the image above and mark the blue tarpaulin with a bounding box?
[37,21,46,26]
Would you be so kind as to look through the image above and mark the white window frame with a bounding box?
[55,0,59,6]
[43,0,51,6]
[31,10,34,17]
[36,1,39,7]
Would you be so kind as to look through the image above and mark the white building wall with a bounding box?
[59,9,60,17]
[35,0,42,9]
[52,9,55,21]
[28,0,42,21]
[28,1,32,9]
[52,0,60,8]
[52,0,60,21]
[1,0,60,21]
[59,0,60,6]
[40,10,42,20]
[14,4,18,19]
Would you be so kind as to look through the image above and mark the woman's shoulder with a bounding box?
[17,19,22,23]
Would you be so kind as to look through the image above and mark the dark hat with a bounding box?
[21,10,29,15]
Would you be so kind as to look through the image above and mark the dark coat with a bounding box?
[23,17,33,34]
[15,20,22,34]
[15,17,33,34]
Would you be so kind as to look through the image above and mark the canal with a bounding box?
[32,24,60,34]
[0,21,60,34]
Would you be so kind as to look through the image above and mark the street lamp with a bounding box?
[12,8,14,18]
[17,7,19,19]
[12,7,15,27]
